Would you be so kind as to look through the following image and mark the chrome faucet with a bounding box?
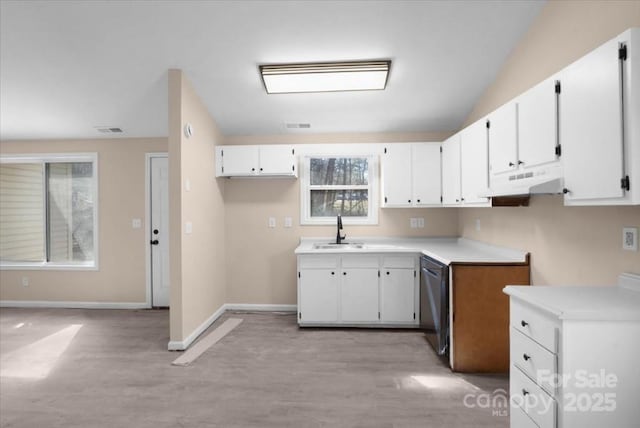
[336,215,346,244]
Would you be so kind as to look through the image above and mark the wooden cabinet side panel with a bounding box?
[452,264,530,372]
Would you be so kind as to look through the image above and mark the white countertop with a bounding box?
[294,237,528,265]
[504,274,640,321]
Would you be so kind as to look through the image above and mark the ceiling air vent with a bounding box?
[285,123,311,129]
[95,127,123,133]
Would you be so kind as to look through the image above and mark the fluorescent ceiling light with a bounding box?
[260,61,391,94]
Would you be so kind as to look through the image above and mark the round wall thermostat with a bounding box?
[184,123,194,138]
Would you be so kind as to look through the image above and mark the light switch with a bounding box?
[268,217,276,228]
[185,221,193,234]
[132,218,142,229]
[417,218,425,228]
[284,217,293,228]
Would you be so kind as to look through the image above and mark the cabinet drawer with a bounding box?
[511,365,556,428]
[382,255,415,269]
[511,405,540,428]
[341,255,380,268]
[298,255,339,269]
[511,328,557,396]
[511,299,559,353]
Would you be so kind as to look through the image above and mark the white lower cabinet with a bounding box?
[297,253,419,327]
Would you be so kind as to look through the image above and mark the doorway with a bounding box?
[146,153,169,308]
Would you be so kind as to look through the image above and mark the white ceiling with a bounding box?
[0,0,545,140]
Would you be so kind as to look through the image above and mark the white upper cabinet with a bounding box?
[517,78,559,169]
[559,29,639,205]
[216,145,297,177]
[442,134,461,205]
[488,102,518,175]
[381,143,441,207]
[460,119,490,205]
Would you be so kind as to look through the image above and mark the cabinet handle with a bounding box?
[509,162,515,167]
[563,188,570,194]
[523,353,531,361]
[260,167,263,171]
[331,272,335,275]
[408,199,411,203]
[251,168,255,172]
[455,199,459,203]
[461,197,465,202]
[343,272,347,276]
[417,199,421,203]
[521,320,528,327]
[522,389,529,396]
[518,160,524,165]
[386,271,390,275]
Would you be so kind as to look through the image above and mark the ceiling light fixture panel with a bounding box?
[260,60,391,94]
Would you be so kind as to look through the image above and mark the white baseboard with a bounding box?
[0,300,149,309]
[167,303,226,351]
[224,303,297,312]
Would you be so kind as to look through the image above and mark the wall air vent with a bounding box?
[95,127,123,133]
[285,123,311,129]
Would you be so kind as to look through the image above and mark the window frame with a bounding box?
[0,153,99,271]
[300,153,378,226]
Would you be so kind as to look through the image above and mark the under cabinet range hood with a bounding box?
[481,163,564,197]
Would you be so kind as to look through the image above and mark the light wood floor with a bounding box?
[0,308,509,427]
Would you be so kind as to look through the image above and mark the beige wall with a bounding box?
[168,70,227,343]
[0,137,167,302]
[459,0,640,285]
[223,132,459,305]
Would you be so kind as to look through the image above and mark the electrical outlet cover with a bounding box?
[622,227,638,251]
[410,218,418,229]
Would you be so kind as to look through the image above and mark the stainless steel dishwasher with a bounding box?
[420,255,449,356]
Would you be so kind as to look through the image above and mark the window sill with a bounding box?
[0,262,98,271]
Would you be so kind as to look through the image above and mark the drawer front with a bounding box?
[341,255,380,268]
[298,255,339,269]
[511,328,557,396]
[511,405,540,428]
[511,299,559,353]
[382,255,415,269]
[511,365,556,428]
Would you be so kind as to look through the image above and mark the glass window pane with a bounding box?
[0,163,45,262]
[47,162,94,262]
[310,158,368,186]
[310,190,368,217]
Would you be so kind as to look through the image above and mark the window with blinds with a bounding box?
[0,154,97,268]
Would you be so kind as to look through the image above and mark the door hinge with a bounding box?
[486,120,490,129]
[555,80,561,94]
[413,312,416,320]
[619,44,628,61]
[221,149,224,156]
[292,165,295,171]
[384,147,387,154]
[440,146,443,153]
[621,175,630,191]
[378,312,381,320]
[292,148,295,155]
[414,270,416,278]
[440,195,443,203]
[299,312,301,319]
[378,270,380,277]
[555,144,562,157]
[298,272,300,278]
[221,166,224,173]
[384,196,388,203]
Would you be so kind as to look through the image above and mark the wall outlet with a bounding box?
[132,218,142,229]
[268,217,276,228]
[284,217,292,228]
[410,218,418,229]
[475,218,481,232]
[21,277,29,287]
[622,227,638,251]
[417,218,425,228]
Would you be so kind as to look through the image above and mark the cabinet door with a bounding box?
[412,143,442,205]
[517,78,558,169]
[560,36,625,202]
[340,268,379,322]
[298,269,339,323]
[441,134,461,205]
[380,268,415,323]
[259,145,296,176]
[220,146,259,176]
[382,144,413,206]
[460,120,489,204]
[488,102,518,175]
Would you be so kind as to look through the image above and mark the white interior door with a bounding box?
[151,156,170,307]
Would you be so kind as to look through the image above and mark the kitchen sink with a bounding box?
[313,242,365,250]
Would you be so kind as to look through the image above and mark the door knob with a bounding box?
[151,240,159,245]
